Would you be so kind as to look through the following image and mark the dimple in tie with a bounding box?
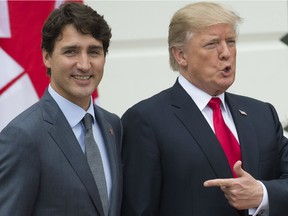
[82,113,109,216]
[208,98,241,178]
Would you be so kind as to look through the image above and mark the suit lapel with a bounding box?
[225,94,259,178]
[40,91,104,216]
[170,81,232,178]
[170,81,260,178]
[94,106,120,216]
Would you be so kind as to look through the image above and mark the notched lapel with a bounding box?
[171,82,233,178]
[94,106,120,216]
[40,91,105,216]
[226,95,259,178]
[173,102,233,178]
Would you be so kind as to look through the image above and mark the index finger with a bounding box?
[203,178,234,188]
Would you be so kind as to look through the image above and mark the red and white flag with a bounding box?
[0,0,97,131]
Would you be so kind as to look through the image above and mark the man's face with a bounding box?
[179,23,237,96]
[43,24,105,110]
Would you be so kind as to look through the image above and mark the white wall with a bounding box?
[86,1,288,126]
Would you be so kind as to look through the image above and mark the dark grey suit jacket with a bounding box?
[0,90,122,216]
[121,79,288,216]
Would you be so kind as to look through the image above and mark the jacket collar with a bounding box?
[170,80,259,178]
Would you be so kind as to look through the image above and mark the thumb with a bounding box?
[233,160,246,177]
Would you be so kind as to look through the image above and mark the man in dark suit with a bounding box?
[0,2,122,216]
[121,2,288,216]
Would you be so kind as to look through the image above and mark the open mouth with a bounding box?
[223,66,231,73]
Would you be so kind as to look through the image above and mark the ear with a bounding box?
[42,50,51,68]
[171,47,187,67]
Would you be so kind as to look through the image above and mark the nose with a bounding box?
[218,41,231,60]
[76,54,91,71]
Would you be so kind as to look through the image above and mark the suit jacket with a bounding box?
[0,90,123,216]
[121,79,288,216]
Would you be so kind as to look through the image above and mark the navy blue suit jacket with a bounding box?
[121,79,288,216]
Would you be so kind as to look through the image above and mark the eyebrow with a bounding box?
[88,45,104,50]
[61,45,104,51]
[61,45,78,51]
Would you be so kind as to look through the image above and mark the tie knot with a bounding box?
[82,113,93,131]
[208,97,221,110]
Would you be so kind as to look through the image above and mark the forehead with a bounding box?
[56,24,103,47]
[193,23,236,40]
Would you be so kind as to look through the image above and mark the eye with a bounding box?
[204,41,217,49]
[227,39,236,47]
[90,50,100,55]
[89,48,104,56]
[63,49,78,56]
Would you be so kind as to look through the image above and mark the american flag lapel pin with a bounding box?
[239,109,247,116]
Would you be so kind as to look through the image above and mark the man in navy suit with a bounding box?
[0,2,122,216]
[121,2,288,216]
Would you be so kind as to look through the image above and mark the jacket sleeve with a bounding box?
[0,125,40,216]
[121,107,162,216]
[261,103,288,216]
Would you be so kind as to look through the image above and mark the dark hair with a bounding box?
[41,2,112,75]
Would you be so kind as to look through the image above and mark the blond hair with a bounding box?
[168,2,242,71]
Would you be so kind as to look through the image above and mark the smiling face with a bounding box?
[43,24,105,110]
[174,23,237,96]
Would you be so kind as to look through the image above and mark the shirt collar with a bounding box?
[178,74,228,112]
[48,85,95,128]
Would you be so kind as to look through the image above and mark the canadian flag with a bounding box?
[0,0,98,131]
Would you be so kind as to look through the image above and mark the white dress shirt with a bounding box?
[178,75,268,216]
[48,85,112,200]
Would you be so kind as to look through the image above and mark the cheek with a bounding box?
[55,59,75,74]
[50,61,73,81]
[191,50,213,64]
[93,59,105,73]
[96,69,104,83]
[188,53,213,72]
[91,63,104,84]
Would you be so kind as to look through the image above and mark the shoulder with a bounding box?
[0,101,44,155]
[1,91,60,136]
[95,105,120,122]
[128,87,173,113]
[94,105,122,132]
[227,92,272,107]
[227,92,264,103]
[120,87,175,129]
[2,101,42,132]
[94,105,122,143]
[226,92,278,116]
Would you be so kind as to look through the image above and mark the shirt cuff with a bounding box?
[248,181,269,216]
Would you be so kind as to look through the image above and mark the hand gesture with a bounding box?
[203,161,263,210]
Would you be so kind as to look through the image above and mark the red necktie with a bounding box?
[208,97,241,178]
